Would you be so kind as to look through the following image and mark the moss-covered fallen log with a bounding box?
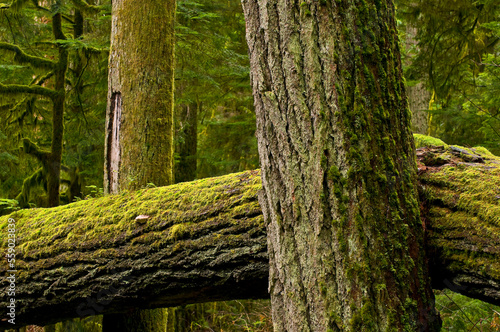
[417,144,500,306]
[0,170,268,328]
[0,143,499,328]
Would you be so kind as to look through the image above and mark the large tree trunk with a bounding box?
[103,0,176,330]
[1,145,499,329]
[241,1,440,330]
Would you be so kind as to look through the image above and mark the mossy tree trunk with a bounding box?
[47,12,68,208]
[103,0,176,330]
[103,0,175,194]
[241,1,440,330]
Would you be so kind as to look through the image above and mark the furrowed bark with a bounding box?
[241,0,439,330]
[0,147,499,328]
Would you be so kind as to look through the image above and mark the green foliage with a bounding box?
[0,0,110,204]
[0,198,18,216]
[175,0,258,180]
[397,0,500,154]
[46,315,102,331]
[168,300,273,332]
[435,290,500,331]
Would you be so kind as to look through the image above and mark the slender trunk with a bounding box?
[171,103,199,330]
[103,0,176,330]
[175,103,198,183]
[47,12,67,208]
[241,1,440,330]
[405,26,430,134]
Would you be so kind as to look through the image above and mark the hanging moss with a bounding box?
[0,42,56,69]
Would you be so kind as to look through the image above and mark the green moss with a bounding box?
[0,170,264,261]
[413,133,447,148]
[421,144,500,280]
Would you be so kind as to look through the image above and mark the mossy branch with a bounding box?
[0,82,58,99]
[0,42,55,69]
[21,138,50,162]
[14,168,46,208]
[31,71,55,86]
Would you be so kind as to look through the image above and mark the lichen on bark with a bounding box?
[241,0,440,330]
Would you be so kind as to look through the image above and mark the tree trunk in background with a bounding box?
[46,12,68,208]
[175,103,198,183]
[171,103,199,330]
[405,26,430,134]
[241,1,440,330]
[103,0,175,194]
[103,0,176,330]
[408,82,430,134]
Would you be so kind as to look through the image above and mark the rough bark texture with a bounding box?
[241,1,440,330]
[103,0,175,194]
[1,145,499,329]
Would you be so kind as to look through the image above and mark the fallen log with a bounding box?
[418,144,500,305]
[0,170,268,328]
[0,143,499,328]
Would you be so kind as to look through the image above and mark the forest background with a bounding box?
[0,0,499,330]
